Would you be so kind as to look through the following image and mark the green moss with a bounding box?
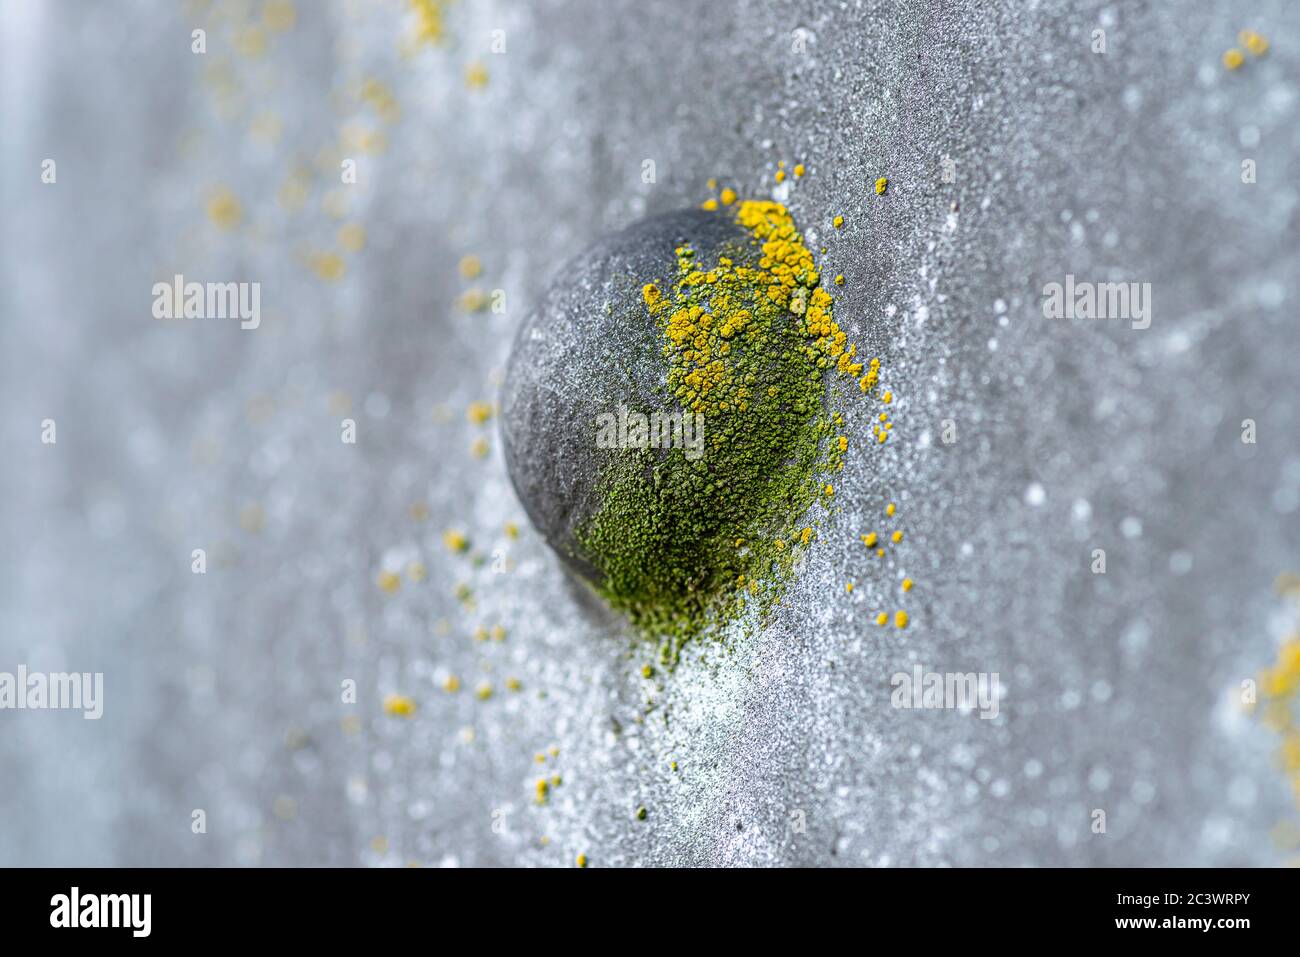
[576,201,865,648]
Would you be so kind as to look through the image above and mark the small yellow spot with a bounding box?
[506,676,522,691]
[837,436,848,452]
[642,283,661,306]
[833,215,844,229]
[459,255,482,279]
[701,198,719,211]
[377,570,401,594]
[845,582,854,593]
[883,391,893,404]
[442,529,469,552]
[641,664,654,679]
[474,626,489,642]
[470,437,489,458]
[504,521,519,539]
[576,853,588,868]
[467,401,494,424]
[891,530,904,544]
[706,177,718,190]
[824,483,835,497]
[383,693,416,717]
[875,177,888,195]
[442,675,461,692]
[465,61,489,89]
[719,187,737,206]
[895,610,909,629]
[800,526,814,546]
[861,532,878,548]
[1223,48,1245,70]
[793,163,805,178]
[834,274,845,285]
[475,682,493,701]
[902,578,914,592]
[875,612,888,626]
[206,187,242,230]
[535,778,550,804]
[338,222,367,252]
[491,625,506,642]
[775,169,786,183]
[1240,30,1269,57]
[310,252,346,281]
[460,288,490,312]
[886,503,896,516]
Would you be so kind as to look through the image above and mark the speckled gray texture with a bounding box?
[1,0,1298,867]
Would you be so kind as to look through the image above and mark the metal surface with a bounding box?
[1,0,1297,866]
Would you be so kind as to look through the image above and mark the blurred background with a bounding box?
[1,0,1298,866]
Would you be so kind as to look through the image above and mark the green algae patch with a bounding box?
[577,200,871,652]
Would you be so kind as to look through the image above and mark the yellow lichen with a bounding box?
[338,223,367,252]
[206,187,242,230]
[459,255,483,279]
[383,693,416,717]
[1240,30,1269,57]
[465,62,489,89]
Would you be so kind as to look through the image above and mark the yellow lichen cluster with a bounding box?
[410,0,446,46]
[1251,577,1300,853]
[1224,29,1269,70]
[383,693,416,717]
[860,502,913,627]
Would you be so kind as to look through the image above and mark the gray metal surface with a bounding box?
[1,0,1297,866]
